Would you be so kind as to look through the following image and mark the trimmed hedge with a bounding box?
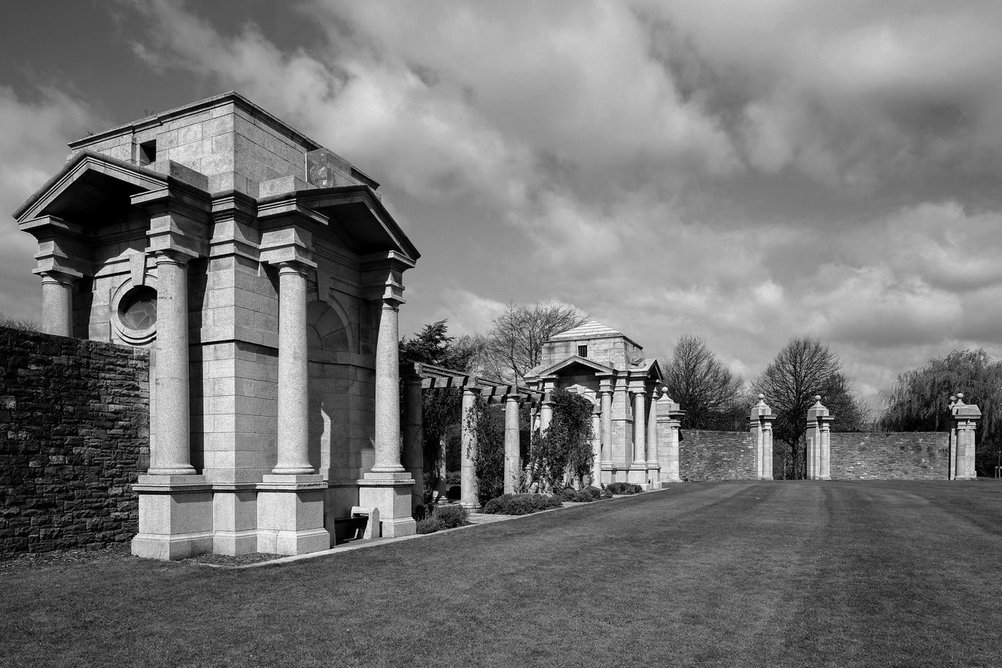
[605,482,643,495]
[416,504,469,534]
[482,494,563,515]
[560,487,597,503]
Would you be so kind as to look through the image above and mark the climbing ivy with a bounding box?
[529,389,595,492]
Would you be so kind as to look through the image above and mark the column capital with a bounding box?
[140,188,211,261]
[379,293,405,309]
[152,248,195,266]
[598,377,614,394]
[260,225,316,268]
[38,269,80,285]
[276,259,313,277]
[29,222,88,280]
[463,385,483,398]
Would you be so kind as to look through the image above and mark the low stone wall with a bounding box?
[0,326,149,558]
[679,430,756,481]
[830,432,948,480]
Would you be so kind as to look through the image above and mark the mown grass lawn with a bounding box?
[4,481,1002,666]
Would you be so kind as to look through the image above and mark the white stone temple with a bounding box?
[524,321,683,488]
[13,92,421,559]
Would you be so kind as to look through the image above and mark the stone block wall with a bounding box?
[830,432,949,480]
[679,430,756,481]
[0,326,149,558]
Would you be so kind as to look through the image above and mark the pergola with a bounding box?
[402,362,542,509]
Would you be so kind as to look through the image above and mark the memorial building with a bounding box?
[525,321,683,488]
[13,92,420,559]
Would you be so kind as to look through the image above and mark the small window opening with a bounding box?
[138,139,157,166]
[578,344,588,357]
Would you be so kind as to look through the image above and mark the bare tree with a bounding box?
[0,312,38,331]
[481,303,585,383]
[755,337,867,479]
[661,335,745,430]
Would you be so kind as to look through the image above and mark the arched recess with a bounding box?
[306,298,355,355]
[305,298,356,496]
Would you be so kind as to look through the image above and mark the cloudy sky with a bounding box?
[3,0,1002,412]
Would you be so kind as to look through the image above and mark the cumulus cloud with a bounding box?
[0,86,97,320]
[8,0,1002,414]
[647,0,1002,193]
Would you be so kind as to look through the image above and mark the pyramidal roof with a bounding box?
[549,320,625,341]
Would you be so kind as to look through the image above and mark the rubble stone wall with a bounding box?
[0,326,149,558]
[679,430,757,481]
[680,429,951,481]
[830,432,948,480]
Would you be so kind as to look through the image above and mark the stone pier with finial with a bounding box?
[950,392,981,481]
[750,394,776,480]
[806,396,833,480]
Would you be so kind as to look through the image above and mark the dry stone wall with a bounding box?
[0,326,149,558]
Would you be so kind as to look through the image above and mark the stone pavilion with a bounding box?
[12,92,421,559]
[524,321,683,488]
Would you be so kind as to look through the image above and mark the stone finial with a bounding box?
[807,395,829,421]
[751,394,771,420]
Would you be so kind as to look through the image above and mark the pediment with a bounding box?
[259,185,420,261]
[631,358,664,384]
[535,355,616,378]
[14,151,169,225]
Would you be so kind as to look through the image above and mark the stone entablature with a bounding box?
[526,321,677,489]
[12,92,420,559]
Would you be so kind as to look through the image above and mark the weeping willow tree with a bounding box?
[880,349,1002,475]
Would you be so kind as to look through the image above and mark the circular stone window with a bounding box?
[112,280,158,345]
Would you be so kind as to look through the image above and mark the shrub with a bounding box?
[416,516,446,534]
[560,487,579,501]
[415,504,469,534]
[605,482,643,495]
[600,487,614,499]
[482,493,563,515]
[571,490,595,502]
[433,504,469,529]
[583,486,602,499]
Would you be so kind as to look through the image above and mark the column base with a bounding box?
[660,469,681,483]
[627,466,647,486]
[212,487,258,556]
[132,531,214,560]
[358,472,416,538]
[257,474,330,556]
[132,474,213,561]
[646,464,661,489]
